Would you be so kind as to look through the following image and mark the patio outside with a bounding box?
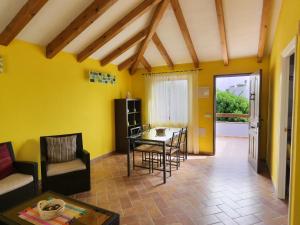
[215,76,250,154]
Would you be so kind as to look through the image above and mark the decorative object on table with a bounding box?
[0,56,3,73]
[89,70,116,84]
[37,198,65,220]
[156,128,166,136]
[198,87,210,98]
[19,199,87,225]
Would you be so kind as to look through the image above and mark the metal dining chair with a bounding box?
[152,130,183,176]
[130,126,152,173]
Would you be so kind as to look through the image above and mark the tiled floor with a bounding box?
[73,137,288,225]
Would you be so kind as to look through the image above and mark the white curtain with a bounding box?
[145,72,199,154]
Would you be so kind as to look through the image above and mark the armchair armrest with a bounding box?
[40,154,48,179]
[14,161,38,194]
[79,150,90,166]
[14,161,38,177]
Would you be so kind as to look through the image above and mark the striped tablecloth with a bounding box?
[18,202,87,225]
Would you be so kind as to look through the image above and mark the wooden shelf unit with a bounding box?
[114,98,142,153]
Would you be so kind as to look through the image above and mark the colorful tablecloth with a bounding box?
[18,201,87,225]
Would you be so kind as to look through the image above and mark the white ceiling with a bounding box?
[0,0,282,67]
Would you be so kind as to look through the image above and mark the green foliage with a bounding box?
[216,90,249,122]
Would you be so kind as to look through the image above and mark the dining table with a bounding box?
[127,127,182,183]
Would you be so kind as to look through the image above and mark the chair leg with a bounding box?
[169,154,172,177]
[176,151,179,170]
[133,149,135,169]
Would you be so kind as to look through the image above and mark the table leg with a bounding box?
[127,139,131,177]
[163,143,166,184]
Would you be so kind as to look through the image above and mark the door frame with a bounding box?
[213,73,251,155]
[276,37,297,200]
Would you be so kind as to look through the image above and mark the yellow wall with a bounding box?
[132,57,269,156]
[0,40,132,174]
[267,0,300,223]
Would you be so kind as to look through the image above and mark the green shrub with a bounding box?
[216,90,249,122]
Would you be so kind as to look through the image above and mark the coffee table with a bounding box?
[0,191,119,225]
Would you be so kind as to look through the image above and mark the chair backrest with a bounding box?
[130,126,142,136]
[40,133,83,161]
[180,127,187,144]
[169,131,182,149]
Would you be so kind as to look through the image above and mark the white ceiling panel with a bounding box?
[223,0,263,59]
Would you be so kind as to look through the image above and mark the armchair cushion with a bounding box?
[47,159,86,177]
[0,173,33,195]
[46,135,77,163]
[0,143,14,179]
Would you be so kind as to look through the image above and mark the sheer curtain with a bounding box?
[145,72,199,154]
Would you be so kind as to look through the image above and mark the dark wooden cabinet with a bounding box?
[114,99,142,153]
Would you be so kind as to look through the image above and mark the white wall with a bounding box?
[216,121,249,138]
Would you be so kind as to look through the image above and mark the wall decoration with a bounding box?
[0,57,3,74]
[89,71,116,84]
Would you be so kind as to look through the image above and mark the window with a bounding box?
[148,78,188,126]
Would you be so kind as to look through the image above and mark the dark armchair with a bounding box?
[0,142,38,212]
[40,133,90,195]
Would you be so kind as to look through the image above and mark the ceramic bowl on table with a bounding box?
[37,199,65,220]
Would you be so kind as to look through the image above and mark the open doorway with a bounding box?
[277,37,297,203]
[213,75,250,159]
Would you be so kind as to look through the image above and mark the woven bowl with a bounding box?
[156,128,166,136]
[37,199,65,220]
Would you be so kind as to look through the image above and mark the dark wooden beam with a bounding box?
[0,0,48,46]
[100,28,148,66]
[118,55,136,71]
[215,0,229,65]
[257,0,271,63]
[140,57,152,72]
[130,0,170,74]
[77,0,162,62]
[170,0,199,67]
[46,0,117,58]
[152,33,174,68]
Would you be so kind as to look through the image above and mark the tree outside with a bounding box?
[216,89,249,122]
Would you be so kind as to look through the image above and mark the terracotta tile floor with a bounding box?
[73,137,288,225]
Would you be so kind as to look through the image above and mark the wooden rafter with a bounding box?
[118,55,136,71]
[140,57,152,72]
[0,0,48,46]
[152,33,174,68]
[170,0,199,67]
[77,0,162,62]
[46,0,117,58]
[215,0,229,66]
[130,0,170,74]
[257,0,271,63]
[100,28,148,66]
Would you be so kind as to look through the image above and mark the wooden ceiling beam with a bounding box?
[170,0,199,68]
[77,0,162,62]
[46,0,117,58]
[140,57,152,72]
[100,28,148,66]
[118,55,136,71]
[0,0,48,46]
[152,33,174,68]
[215,0,229,66]
[130,0,170,74]
[257,0,271,63]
